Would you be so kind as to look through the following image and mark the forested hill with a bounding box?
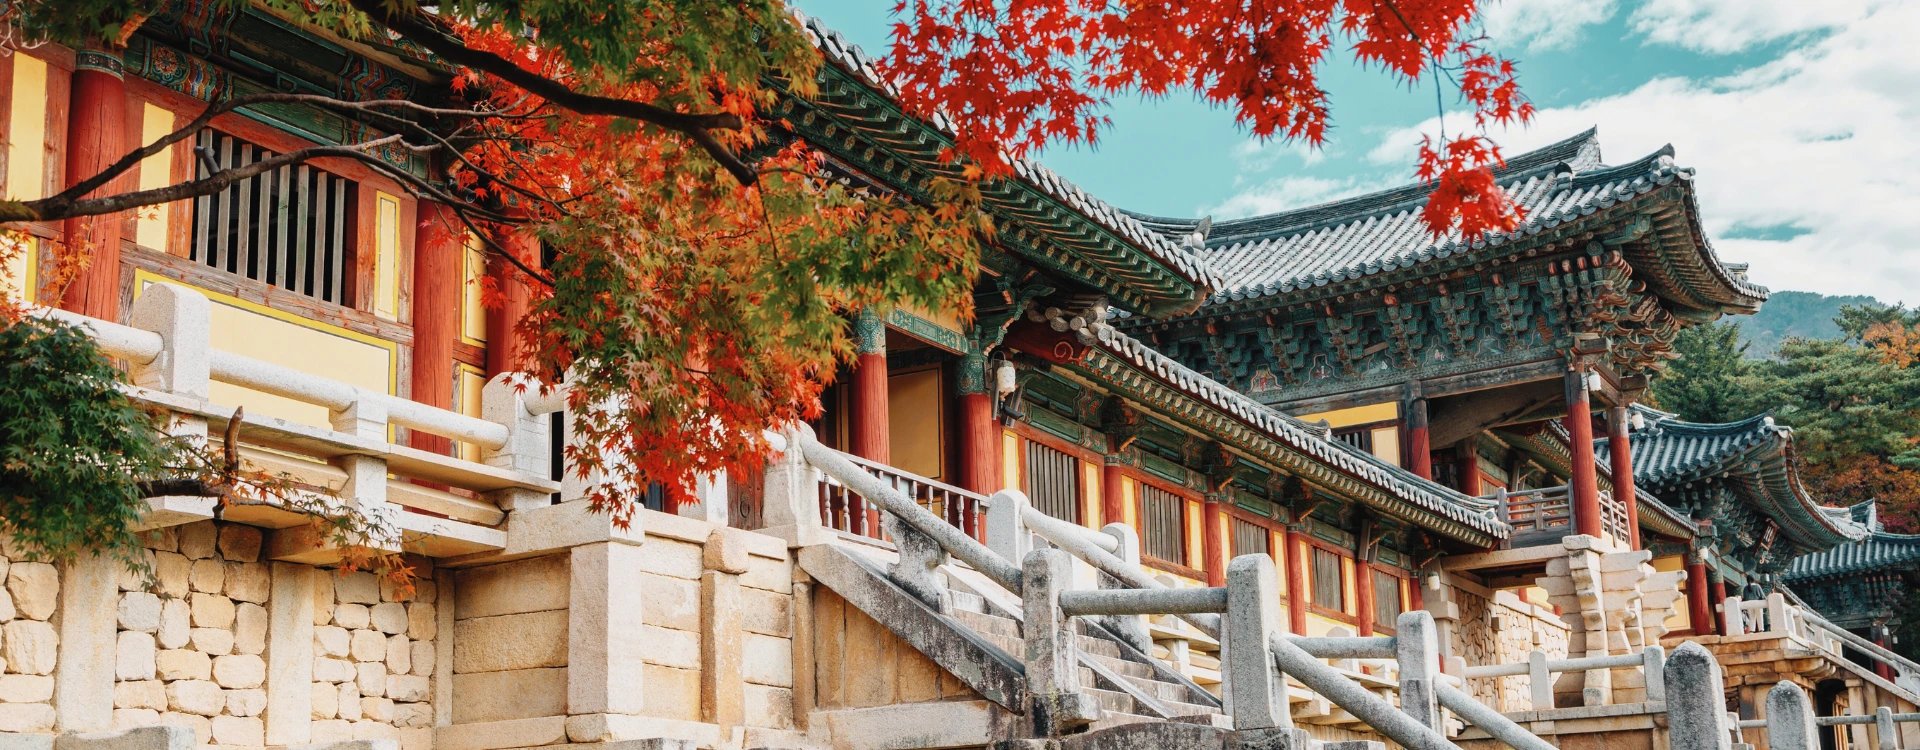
[1733,290,1881,358]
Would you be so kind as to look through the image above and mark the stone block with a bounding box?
[116,631,156,680]
[335,604,371,630]
[392,702,432,729]
[405,604,436,641]
[0,703,54,732]
[152,554,190,599]
[310,719,352,743]
[53,725,194,750]
[743,684,793,730]
[356,662,386,698]
[313,576,335,626]
[188,627,232,655]
[213,654,266,689]
[225,563,270,604]
[217,526,263,563]
[741,633,793,687]
[641,664,701,722]
[165,679,224,717]
[178,523,217,560]
[226,688,266,717]
[337,683,362,721]
[410,580,435,605]
[156,599,189,650]
[453,611,569,672]
[361,697,395,723]
[118,593,163,633]
[316,626,351,658]
[336,573,380,605]
[314,657,355,684]
[0,588,13,622]
[434,716,567,750]
[408,642,433,677]
[154,649,210,681]
[3,619,58,674]
[112,708,159,730]
[740,557,791,594]
[740,588,792,637]
[189,593,235,629]
[188,559,224,594]
[311,681,338,719]
[453,557,569,620]
[210,714,264,746]
[638,539,704,581]
[386,635,411,674]
[351,629,388,662]
[370,603,407,635]
[387,675,429,703]
[6,562,58,620]
[0,728,51,750]
[0,674,55,703]
[639,576,699,632]
[639,626,700,671]
[113,681,165,711]
[449,669,567,723]
[234,603,267,655]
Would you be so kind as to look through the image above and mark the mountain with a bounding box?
[1733,290,1882,358]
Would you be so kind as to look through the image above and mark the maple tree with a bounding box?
[3,0,1527,537]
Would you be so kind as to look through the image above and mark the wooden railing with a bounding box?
[817,451,987,541]
[1488,484,1631,546]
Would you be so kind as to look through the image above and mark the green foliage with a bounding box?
[1748,337,1920,469]
[0,315,167,565]
[1733,290,1881,358]
[1651,321,1753,423]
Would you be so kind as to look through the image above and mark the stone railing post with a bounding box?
[1397,610,1442,730]
[330,394,401,553]
[1665,641,1734,750]
[1529,651,1554,710]
[1765,681,1817,750]
[884,513,950,611]
[1023,548,1098,737]
[127,283,211,439]
[761,424,828,547]
[481,373,555,512]
[1643,645,1668,704]
[1225,553,1288,731]
[1875,706,1898,749]
[1723,596,1746,636]
[1767,593,1790,636]
[1096,523,1151,653]
[985,489,1032,565]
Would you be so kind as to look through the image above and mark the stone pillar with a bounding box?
[485,231,540,377]
[1687,553,1713,636]
[57,47,128,320]
[699,530,748,725]
[1608,405,1642,549]
[1022,549,1097,736]
[1765,681,1818,750]
[409,202,465,455]
[54,553,118,731]
[1406,393,1432,480]
[1395,611,1442,730]
[568,541,649,715]
[1564,369,1602,539]
[1201,494,1227,587]
[1284,526,1309,635]
[849,308,890,464]
[956,351,999,494]
[1665,641,1734,750]
[264,563,316,745]
[1225,554,1288,731]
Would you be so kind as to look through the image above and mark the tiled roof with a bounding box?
[1785,502,1920,582]
[1083,325,1509,543]
[1126,129,1766,314]
[791,14,1222,314]
[1596,405,1866,551]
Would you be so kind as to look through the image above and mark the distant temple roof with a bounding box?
[1126,129,1766,320]
[1786,502,1920,583]
[1597,405,1866,557]
[787,15,1222,317]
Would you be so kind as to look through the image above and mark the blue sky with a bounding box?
[792,0,1920,303]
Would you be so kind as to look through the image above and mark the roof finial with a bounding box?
[1186,216,1213,249]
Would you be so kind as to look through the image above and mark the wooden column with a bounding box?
[1686,553,1713,635]
[1284,527,1309,635]
[1710,574,1728,635]
[1564,368,1603,538]
[1406,393,1432,479]
[1201,495,1227,586]
[956,351,1000,494]
[1355,560,1377,637]
[1608,405,1642,549]
[409,203,463,455]
[485,231,539,377]
[1455,446,1483,497]
[57,48,128,319]
[848,308,890,464]
[1101,459,1126,529]
[1875,629,1896,681]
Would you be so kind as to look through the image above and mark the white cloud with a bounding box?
[1204,175,1388,219]
[1353,1,1920,303]
[1477,0,1619,51]
[1628,0,1899,54]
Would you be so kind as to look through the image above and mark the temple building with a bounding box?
[3,4,1918,750]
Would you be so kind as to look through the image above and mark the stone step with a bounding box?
[1113,672,1203,703]
[1085,651,1158,680]
[952,608,1020,639]
[1156,697,1225,719]
[1084,687,1137,715]
[1075,633,1122,659]
[948,589,988,614]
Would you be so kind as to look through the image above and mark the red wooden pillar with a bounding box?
[1876,631,1897,680]
[1710,575,1729,635]
[1686,554,1713,635]
[1455,446,1483,497]
[1406,394,1433,479]
[1202,495,1227,586]
[409,202,463,455]
[1565,369,1603,538]
[1408,569,1425,613]
[848,308,890,464]
[1608,405,1642,549]
[1285,527,1309,635]
[57,48,128,319]
[1355,559,1377,636]
[1101,460,1126,530]
[485,231,539,377]
[957,352,1000,494]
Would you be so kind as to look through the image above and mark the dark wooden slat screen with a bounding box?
[1372,569,1403,631]
[1139,484,1186,564]
[1333,427,1374,453]
[1230,516,1271,557]
[193,130,353,305]
[1311,547,1345,610]
[1023,441,1081,523]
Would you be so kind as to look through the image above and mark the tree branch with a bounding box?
[342,0,761,186]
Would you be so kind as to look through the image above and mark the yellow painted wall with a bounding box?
[1184,500,1204,569]
[1653,554,1691,632]
[3,53,48,301]
[1081,461,1102,526]
[373,192,401,321]
[460,234,487,344]
[1270,530,1288,595]
[1002,430,1021,491]
[137,274,397,431]
[1120,477,1138,528]
[1305,613,1351,637]
[1370,427,1401,466]
[1295,401,1398,429]
[455,365,487,461]
[1341,557,1357,615]
[887,368,943,479]
[134,103,175,250]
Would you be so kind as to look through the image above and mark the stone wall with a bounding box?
[1,545,60,733]
[1449,581,1568,712]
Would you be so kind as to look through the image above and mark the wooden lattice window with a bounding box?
[1332,427,1373,453]
[1023,441,1081,523]
[1311,546,1346,611]
[1372,569,1404,631]
[1139,483,1187,564]
[192,130,356,305]
[1230,516,1271,557]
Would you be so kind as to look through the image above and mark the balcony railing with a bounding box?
[1723,592,1920,703]
[1486,484,1632,547]
[817,450,987,542]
